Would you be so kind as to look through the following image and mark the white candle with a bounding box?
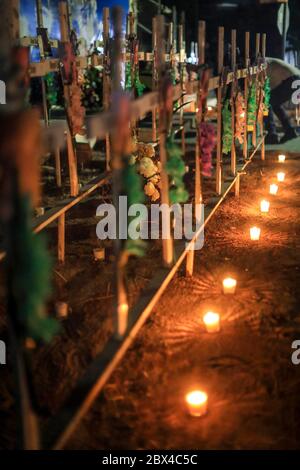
[203,311,221,333]
[270,183,278,195]
[278,154,286,163]
[222,277,237,294]
[250,226,261,241]
[260,199,270,213]
[277,172,285,182]
[185,390,208,417]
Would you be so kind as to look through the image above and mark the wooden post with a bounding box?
[261,33,266,161]
[0,0,40,450]
[152,17,157,142]
[157,15,173,266]
[172,6,177,53]
[216,26,224,195]
[231,29,237,178]
[243,31,250,161]
[55,147,62,187]
[178,23,185,155]
[66,129,78,197]
[35,0,49,126]
[103,7,111,170]
[252,33,260,148]
[58,213,65,263]
[58,1,79,197]
[186,20,205,278]
[111,6,129,339]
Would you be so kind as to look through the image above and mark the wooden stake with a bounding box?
[243,31,250,161]
[216,26,224,195]
[103,7,111,170]
[157,14,173,266]
[55,147,62,187]
[58,1,79,197]
[111,6,129,339]
[231,29,237,178]
[66,130,79,197]
[58,213,65,263]
[152,17,157,142]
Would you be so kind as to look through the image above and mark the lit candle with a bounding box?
[207,106,213,111]
[222,277,237,294]
[203,311,221,333]
[260,199,270,213]
[240,112,245,118]
[270,183,278,195]
[93,248,105,261]
[250,226,261,241]
[185,390,208,417]
[278,154,286,163]
[277,172,285,182]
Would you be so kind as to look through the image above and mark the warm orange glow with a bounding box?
[278,154,286,163]
[118,303,129,337]
[222,277,237,294]
[277,172,285,182]
[240,112,245,118]
[207,106,213,111]
[260,200,270,213]
[203,311,221,333]
[185,390,208,417]
[250,226,261,241]
[270,183,278,195]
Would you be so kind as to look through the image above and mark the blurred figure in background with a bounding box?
[265,58,300,144]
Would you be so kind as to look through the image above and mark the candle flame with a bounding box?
[277,172,285,182]
[223,278,237,289]
[270,184,278,195]
[186,390,208,406]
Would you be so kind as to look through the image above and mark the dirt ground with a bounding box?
[1,148,300,450]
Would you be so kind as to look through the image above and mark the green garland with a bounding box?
[9,194,59,343]
[166,135,189,204]
[125,62,133,91]
[125,63,145,96]
[134,71,146,97]
[264,77,271,111]
[122,159,147,257]
[222,99,233,155]
[247,83,257,126]
[44,73,58,107]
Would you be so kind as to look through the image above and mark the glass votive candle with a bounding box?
[222,277,237,294]
[250,226,261,241]
[270,183,278,195]
[203,312,221,333]
[260,200,270,213]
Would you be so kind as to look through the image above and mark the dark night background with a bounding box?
[138,0,300,66]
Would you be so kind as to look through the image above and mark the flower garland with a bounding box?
[135,143,161,202]
[247,83,257,127]
[165,135,189,204]
[222,99,233,155]
[263,77,271,113]
[8,193,59,342]
[81,66,103,110]
[235,92,246,145]
[198,122,216,177]
[122,158,147,257]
